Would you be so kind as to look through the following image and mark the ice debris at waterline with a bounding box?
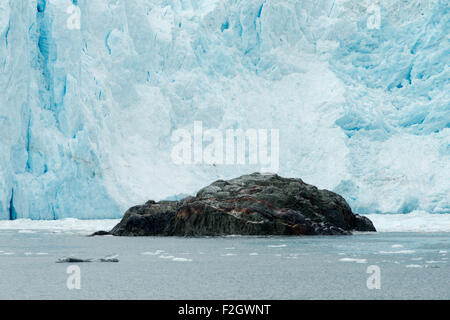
[1,213,449,233]
[93,173,376,237]
[0,219,119,232]
[1,1,449,220]
[56,254,119,263]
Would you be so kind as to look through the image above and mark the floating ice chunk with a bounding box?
[159,255,175,259]
[57,254,119,263]
[379,250,415,254]
[391,244,404,248]
[267,244,287,248]
[405,264,422,268]
[141,250,164,256]
[57,257,93,263]
[339,258,367,264]
[249,253,258,256]
[25,252,48,256]
[411,257,423,261]
[172,257,192,262]
[98,254,119,262]
[221,253,236,256]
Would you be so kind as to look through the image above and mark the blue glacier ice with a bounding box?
[0,0,449,219]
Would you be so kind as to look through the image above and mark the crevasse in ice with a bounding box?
[0,0,448,219]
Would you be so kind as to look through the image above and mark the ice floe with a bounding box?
[56,254,119,263]
[141,250,165,256]
[339,258,367,264]
[405,264,422,268]
[378,250,415,254]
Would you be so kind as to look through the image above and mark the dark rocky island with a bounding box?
[97,173,375,236]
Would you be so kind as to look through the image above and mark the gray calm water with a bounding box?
[0,230,448,299]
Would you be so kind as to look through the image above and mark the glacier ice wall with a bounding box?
[0,0,448,219]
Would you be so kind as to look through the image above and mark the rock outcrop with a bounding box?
[98,173,375,236]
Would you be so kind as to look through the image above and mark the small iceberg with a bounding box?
[98,254,119,262]
[159,255,176,259]
[56,254,119,263]
[172,257,192,262]
[57,257,93,263]
[141,250,165,255]
[339,257,367,264]
[405,264,422,268]
[378,250,415,254]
